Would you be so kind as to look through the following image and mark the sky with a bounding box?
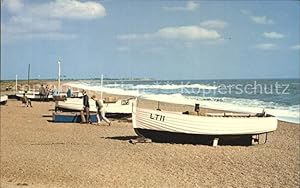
[1,0,300,80]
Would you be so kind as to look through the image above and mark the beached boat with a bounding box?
[15,91,54,100]
[0,95,8,105]
[52,112,98,123]
[15,91,68,101]
[55,98,134,114]
[132,102,278,145]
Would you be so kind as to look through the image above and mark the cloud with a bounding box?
[200,20,227,29]
[117,25,221,41]
[163,1,199,12]
[2,0,24,13]
[2,0,106,42]
[29,0,106,20]
[290,44,300,50]
[4,16,62,34]
[240,9,250,15]
[157,26,220,40]
[253,43,278,50]
[241,10,275,25]
[263,32,284,39]
[117,46,131,52]
[250,16,274,24]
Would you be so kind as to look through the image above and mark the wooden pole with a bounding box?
[100,74,103,100]
[58,60,61,92]
[27,64,30,86]
[15,74,18,94]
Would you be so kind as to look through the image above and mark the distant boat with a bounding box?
[0,95,8,105]
[55,98,134,114]
[15,91,54,100]
[132,101,278,145]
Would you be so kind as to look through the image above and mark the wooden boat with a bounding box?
[52,112,98,123]
[16,91,68,101]
[132,102,278,145]
[55,98,134,114]
[0,95,8,105]
[16,91,54,100]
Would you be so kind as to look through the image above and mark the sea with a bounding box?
[67,79,300,124]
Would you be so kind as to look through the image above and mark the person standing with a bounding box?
[67,87,72,98]
[39,84,46,101]
[82,90,91,124]
[91,95,111,126]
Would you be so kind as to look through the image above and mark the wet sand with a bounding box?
[1,97,299,187]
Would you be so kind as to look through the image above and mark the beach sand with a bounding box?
[1,95,299,187]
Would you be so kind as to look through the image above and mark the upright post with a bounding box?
[27,64,30,86]
[15,74,18,94]
[100,74,103,100]
[58,60,61,93]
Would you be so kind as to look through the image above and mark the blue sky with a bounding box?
[1,0,299,80]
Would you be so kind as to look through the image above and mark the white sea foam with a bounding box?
[130,84,218,90]
[66,83,140,96]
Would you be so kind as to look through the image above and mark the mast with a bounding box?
[58,60,61,92]
[15,74,18,94]
[100,74,103,100]
[27,64,30,86]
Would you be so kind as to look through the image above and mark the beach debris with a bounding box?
[16,182,28,186]
[129,137,152,144]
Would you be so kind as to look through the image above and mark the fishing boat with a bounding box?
[132,101,278,145]
[52,112,98,123]
[55,98,134,114]
[0,95,8,105]
[15,91,54,100]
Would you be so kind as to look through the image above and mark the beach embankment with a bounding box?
[1,80,299,187]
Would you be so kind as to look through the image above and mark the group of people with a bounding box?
[21,85,111,125]
[82,90,111,126]
[39,84,52,101]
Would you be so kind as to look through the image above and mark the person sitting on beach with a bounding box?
[21,93,32,107]
[82,90,91,124]
[91,95,111,126]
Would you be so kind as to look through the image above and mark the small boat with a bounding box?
[132,101,278,145]
[52,112,98,123]
[16,91,68,101]
[55,98,134,114]
[0,95,8,105]
[16,91,54,100]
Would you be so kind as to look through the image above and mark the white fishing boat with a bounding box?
[16,91,54,100]
[0,95,8,105]
[132,101,278,145]
[56,98,134,114]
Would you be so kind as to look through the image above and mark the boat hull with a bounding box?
[0,95,8,105]
[134,128,254,145]
[132,106,278,139]
[56,98,134,114]
[16,93,53,100]
[53,112,98,123]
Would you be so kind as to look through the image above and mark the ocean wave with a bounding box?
[67,82,300,124]
[66,83,140,96]
[133,84,218,90]
[142,94,300,124]
[105,83,218,90]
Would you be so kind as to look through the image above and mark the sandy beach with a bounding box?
[1,88,299,187]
